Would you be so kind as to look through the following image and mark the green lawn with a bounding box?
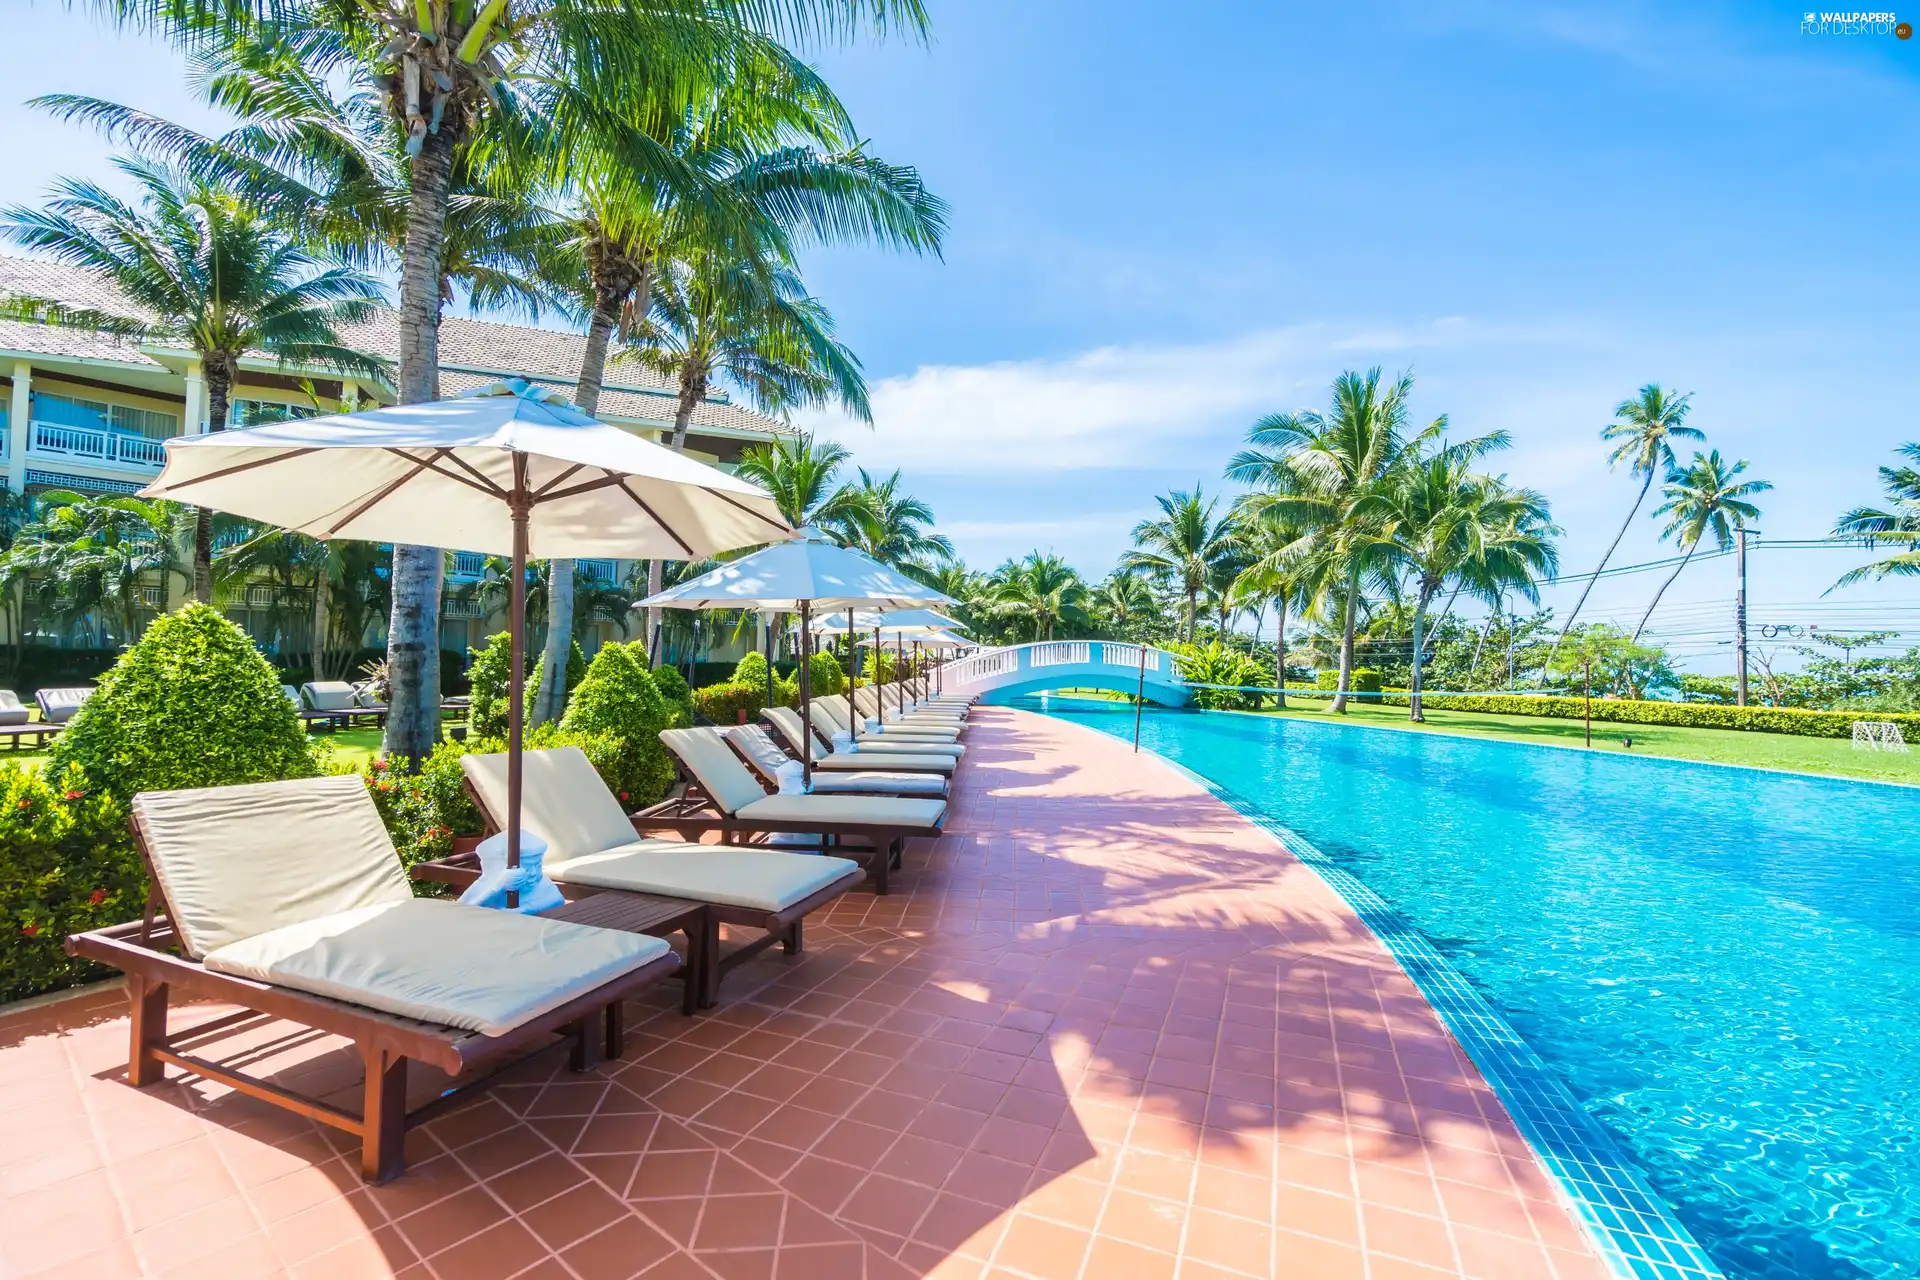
[1249,698,1920,785]
[1044,687,1920,784]
[0,724,394,775]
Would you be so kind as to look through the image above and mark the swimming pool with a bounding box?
[1023,697,1920,1280]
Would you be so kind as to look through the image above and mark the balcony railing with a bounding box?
[578,558,618,584]
[30,421,166,470]
[449,550,488,579]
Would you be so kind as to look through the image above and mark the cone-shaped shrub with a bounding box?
[561,643,676,806]
[49,604,318,805]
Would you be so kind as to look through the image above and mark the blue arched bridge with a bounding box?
[935,642,1191,706]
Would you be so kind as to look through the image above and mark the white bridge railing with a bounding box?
[938,641,1181,693]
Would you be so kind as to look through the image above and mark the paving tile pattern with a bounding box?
[0,707,1617,1279]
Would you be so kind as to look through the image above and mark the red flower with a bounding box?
[88,889,107,907]
[64,790,84,801]
[618,792,630,802]
[16,800,30,811]
[21,923,38,938]
[371,759,388,771]
[375,780,394,793]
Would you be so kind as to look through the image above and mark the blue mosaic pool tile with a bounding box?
[1158,757,1727,1280]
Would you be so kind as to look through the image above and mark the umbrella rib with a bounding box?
[617,479,695,557]
[707,488,793,536]
[535,471,632,505]
[325,449,445,537]
[385,448,505,499]
[153,447,322,491]
[439,450,509,495]
[532,463,588,499]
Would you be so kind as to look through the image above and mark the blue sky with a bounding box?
[4,1,1918,670]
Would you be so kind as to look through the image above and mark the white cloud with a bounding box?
[800,317,1555,477]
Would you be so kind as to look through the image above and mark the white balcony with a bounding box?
[29,421,166,471]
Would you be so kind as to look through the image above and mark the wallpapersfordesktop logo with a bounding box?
[1801,10,1912,36]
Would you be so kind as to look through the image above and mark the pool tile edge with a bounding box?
[1154,749,1729,1280]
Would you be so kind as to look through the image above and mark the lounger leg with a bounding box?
[783,918,803,956]
[566,1018,593,1072]
[604,1001,626,1059]
[679,923,701,1017]
[360,1047,408,1184]
[872,842,890,896]
[700,914,721,1010]
[127,976,169,1088]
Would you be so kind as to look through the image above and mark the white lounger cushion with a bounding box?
[549,843,861,912]
[807,772,947,798]
[739,794,946,829]
[815,753,955,776]
[133,776,413,957]
[204,898,669,1038]
[302,681,361,712]
[463,747,640,861]
[856,740,964,758]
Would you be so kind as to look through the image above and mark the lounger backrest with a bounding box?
[0,689,22,712]
[660,727,769,816]
[302,681,359,711]
[724,725,796,784]
[280,685,302,709]
[764,707,824,762]
[352,681,385,708]
[461,747,638,862]
[815,696,851,730]
[36,687,93,723]
[131,775,411,959]
[853,686,880,718]
[808,704,846,747]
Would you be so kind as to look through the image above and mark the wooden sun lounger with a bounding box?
[414,748,866,1004]
[66,779,681,1183]
[639,728,948,895]
[0,720,62,750]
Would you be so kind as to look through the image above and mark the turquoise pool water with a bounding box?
[1021,697,1920,1280]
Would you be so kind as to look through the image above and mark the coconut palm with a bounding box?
[1364,443,1557,720]
[735,433,866,528]
[0,158,387,604]
[988,553,1089,642]
[1227,369,1440,712]
[1091,567,1159,640]
[1831,442,1920,589]
[1123,487,1233,644]
[628,249,870,645]
[1230,496,1316,708]
[1629,452,1768,643]
[99,0,930,764]
[1549,384,1703,663]
[826,469,951,567]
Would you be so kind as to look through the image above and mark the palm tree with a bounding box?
[1091,567,1158,640]
[629,250,870,645]
[1831,442,1920,589]
[1231,496,1315,709]
[1550,385,1703,663]
[735,433,864,528]
[1365,443,1556,720]
[1631,451,1768,643]
[1123,487,1232,644]
[0,158,387,604]
[827,469,951,567]
[99,0,931,764]
[1227,369,1440,712]
[988,553,1089,642]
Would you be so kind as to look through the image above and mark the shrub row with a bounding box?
[1374,690,1920,738]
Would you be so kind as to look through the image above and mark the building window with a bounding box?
[230,399,318,428]
[32,392,178,439]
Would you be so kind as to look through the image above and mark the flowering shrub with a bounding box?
[355,742,480,876]
[0,763,142,1002]
[691,681,766,725]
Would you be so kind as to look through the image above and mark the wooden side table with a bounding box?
[541,892,713,1056]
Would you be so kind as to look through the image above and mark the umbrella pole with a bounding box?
[896,633,905,717]
[873,626,883,726]
[847,614,859,743]
[506,456,530,908]
[798,601,813,789]
[763,612,773,711]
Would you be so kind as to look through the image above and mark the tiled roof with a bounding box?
[0,254,790,436]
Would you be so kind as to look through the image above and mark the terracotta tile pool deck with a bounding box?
[0,706,1616,1280]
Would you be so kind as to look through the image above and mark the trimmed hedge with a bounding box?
[560,644,676,806]
[648,664,694,728]
[692,681,766,725]
[1314,667,1383,698]
[1379,690,1920,739]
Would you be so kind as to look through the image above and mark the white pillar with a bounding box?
[340,379,360,412]
[183,362,207,434]
[7,361,30,495]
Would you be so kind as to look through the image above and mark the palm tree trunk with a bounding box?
[1273,596,1288,709]
[385,124,457,766]
[1184,587,1197,644]
[312,557,331,683]
[1631,541,1699,644]
[1331,572,1360,714]
[644,384,702,651]
[1470,595,1499,687]
[194,373,232,604]
[1548,469,1655,668]
[1409,583,1438,723]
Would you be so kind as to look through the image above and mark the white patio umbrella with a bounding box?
[636,530,949,785]
[141,379,789,895]
[810,607,966,633]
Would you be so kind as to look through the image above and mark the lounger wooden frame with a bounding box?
[64,821,681,1184]
[412,777,867,999]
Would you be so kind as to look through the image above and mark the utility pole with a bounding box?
[1734,526,1752,707]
